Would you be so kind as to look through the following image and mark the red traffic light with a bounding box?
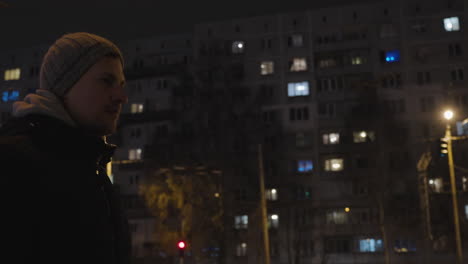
[178,241,186,249]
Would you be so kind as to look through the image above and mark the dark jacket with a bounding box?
[0,114,131,264]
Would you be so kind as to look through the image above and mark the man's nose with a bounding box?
[113,85,128,104]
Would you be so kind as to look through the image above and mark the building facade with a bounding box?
[1,0,467,264]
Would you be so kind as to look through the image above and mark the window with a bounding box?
[262,110,276,123]
[449,43,462,57]
[420,96,435,112]
[235,189,247,201]
[384,50,400,63]
[260,61,274,75]
[326,238,351,253]
[232,41,245,54]
[1,90,19,102]
[465,205,468,220]
[394,239,416,253]
[318,58,337,68]
[294,186,312,200]
[266,188,278,201]
[351,56,364,65]
[444,17,460,32]
[297,160,313,172]
[287,81,310,97]
[380,24,397,38]
[296,133,306,147]
[353,208,371,224]
[325,158,344,171]
[129,148,142,160]
[4,68,21,81]
[323,133,340,144]
[317,76,344,93]
[358,238,383,252]
[289,107,309,121]
[451,68,464,81]
[268,214,279,228]
[234,215,248,229]
[429,178,444,193]
[131,103,144,114]
[290,58,308,72]
[381,73,402,89]
[236,243,247,256]
[417,71,431,85]
[261,38,273,49]
[383,99,406,114]
[155,124,169,137]
[289,34,304,47]
[318,103,336,117]
[411,21,427,33]
[353,131,375,143]
[129,175,140,185]
[326,210,348,224]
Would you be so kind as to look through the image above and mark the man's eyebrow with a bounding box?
[102,72,126,85]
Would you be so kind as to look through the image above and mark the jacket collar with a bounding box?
[22,114,116,166]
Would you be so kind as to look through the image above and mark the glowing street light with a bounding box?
[442,110,463,264]
[444,110,454,121]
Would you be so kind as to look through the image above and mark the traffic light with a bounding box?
[439,138,448,157]
[178,240,186,257]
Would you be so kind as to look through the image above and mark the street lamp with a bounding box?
[443,110,463,264]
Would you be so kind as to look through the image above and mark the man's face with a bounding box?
[63,56,127,136]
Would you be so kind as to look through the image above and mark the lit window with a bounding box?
[129,148,142,160]
[358,238,383,252]
[444,17,460,32]
[429,178,444,193]
[465,205,468,220]
[394,239,416,253]
[385,50,400,63]
[325,158,344,172]
[131,103,144,114]
[291,34,304,47]
[266,188,278,201]
[236,243,247,256]
[234,215,248,229]
[290,58,308,72]
[260,61,274,75]
[268,214,279,228]
[323,133,340,144]
[319,59,337,68]
[351,56,363,65]
[353,131,375,143]
[1,90,19,102]
[232,41,245,54]
[298,160,313,172]
[326,210,348,224]
[288,81,310,97]
[4,68,21,81]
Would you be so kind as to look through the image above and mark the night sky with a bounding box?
[0,0,374,51]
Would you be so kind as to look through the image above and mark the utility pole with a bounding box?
[444,124,463,264]
[258,144,271,264]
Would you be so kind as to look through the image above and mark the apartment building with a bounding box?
[1,0,467,264]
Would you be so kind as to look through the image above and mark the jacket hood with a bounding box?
[12,89,77,127]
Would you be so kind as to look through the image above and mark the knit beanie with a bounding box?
[39,32,124,98]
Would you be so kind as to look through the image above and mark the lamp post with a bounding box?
[443,110,463,264]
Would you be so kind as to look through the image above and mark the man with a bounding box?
[0,32,131,264]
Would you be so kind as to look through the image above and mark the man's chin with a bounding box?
[86,122,117,137]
